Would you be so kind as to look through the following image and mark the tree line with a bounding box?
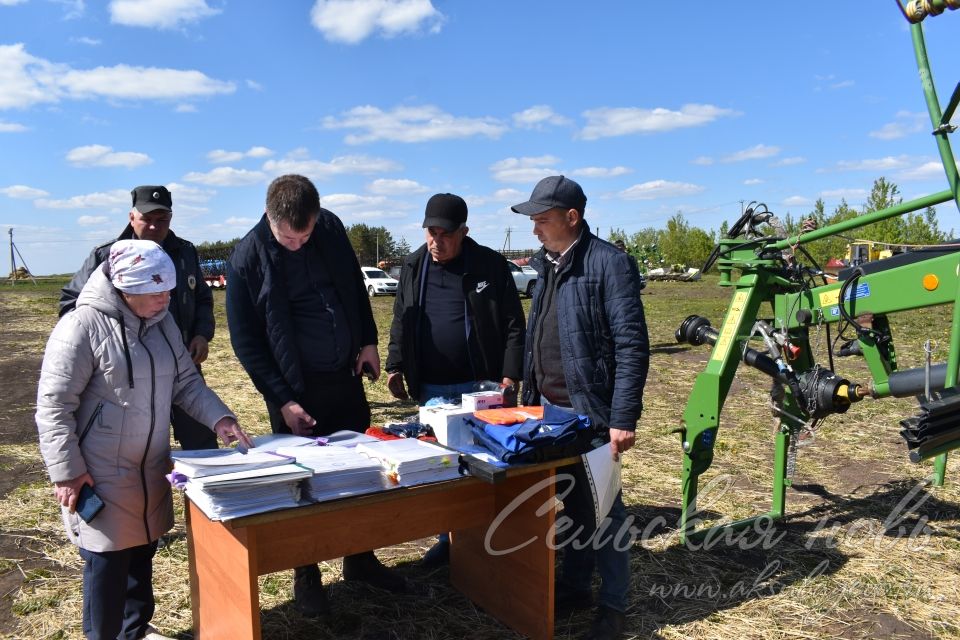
[609,178,952,273]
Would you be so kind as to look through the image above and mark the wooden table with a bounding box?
[185,457,577,639]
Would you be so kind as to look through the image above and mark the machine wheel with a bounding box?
[368,285,376,297]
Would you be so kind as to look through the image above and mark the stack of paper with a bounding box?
[276,445,390,502]
[356,439,461,486]
[251,430,381,451]
[184,464,312,520]
[171,448,292,478]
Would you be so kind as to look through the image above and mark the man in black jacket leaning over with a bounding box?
[385,192,526,565]
[59,185,218,450]
[226,174,405,618]
[514,175,649,640]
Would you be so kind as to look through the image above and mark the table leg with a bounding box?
[186,500,261,640]
[450,468,556,640]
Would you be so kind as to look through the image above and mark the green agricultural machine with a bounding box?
[674,0,960,543]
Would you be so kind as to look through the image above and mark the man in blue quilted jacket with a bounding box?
[513,175,649,640]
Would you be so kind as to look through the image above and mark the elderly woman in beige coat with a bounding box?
[36,239,252,640]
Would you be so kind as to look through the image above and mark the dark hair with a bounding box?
[265,174,320,231]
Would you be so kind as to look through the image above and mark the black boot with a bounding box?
[420,533,450,568]
[554,582,593,615]
[579,605,626,640]
[292,564,330,618]
[342,551,407,593]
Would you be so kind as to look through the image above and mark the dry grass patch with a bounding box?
[2,279,960,639]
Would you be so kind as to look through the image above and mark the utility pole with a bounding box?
[376,232,379,266]
[7,228,36,285]
[503,227,512,253]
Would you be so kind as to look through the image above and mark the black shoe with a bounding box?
[420,537,450,568]
[292,564,330,618]
[579,606,626,640]
[342,551,407,593]
[554,582,593,615]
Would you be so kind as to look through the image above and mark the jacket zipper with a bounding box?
[77,401,103,447]
[138,319,156,543]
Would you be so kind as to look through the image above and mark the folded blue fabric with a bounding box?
[469,404,592,464]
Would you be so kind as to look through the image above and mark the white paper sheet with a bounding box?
[582,444,622,527]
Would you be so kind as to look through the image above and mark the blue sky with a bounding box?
[1,1,958,275]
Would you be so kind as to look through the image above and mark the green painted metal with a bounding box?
[910,15,960,485]
[676,9,960,543]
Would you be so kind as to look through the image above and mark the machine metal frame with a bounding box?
[676,1,960,543]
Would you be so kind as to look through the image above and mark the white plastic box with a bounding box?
[418,403,476,449]
[460,390,504,412]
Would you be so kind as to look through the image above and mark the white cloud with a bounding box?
[110,0,220,29]
[870,111,928,140]
[324,193,389,209]
[579,104,739,140]
[721,144,780,163]
[782,196,812,206]
[1,185,49,199]
[898,160,958,181]
[35,189,129,209]
[71,36,102,46]
[617,180,704,200]
[183,167,266,187]
[826,155,914,172]
[0,0,28,5]
[512,105,571,129]
[207,150,243,163]
[54,0,85,19]
[223,216,258,226]
[0,43,235,110]
[310,0,443,44]
[0,120,27,132]
[569,166,631,179]
[60,65,234,101]
[692,156,714,166]
[323,104,507,144]
[320,193,412,220]
[66,144,152,168]
[367,178,427,195]
[820,188,868,200]
[744,178,763,186]
[491,188,524,202]
[77,215,109,226]
[245,79,263,91]
[175,103,197,113]
[247,146,273,158]
[261,152,401,180]
[164,182,215,205]
[207,146,274,164]
[490,156,560,183]
[814,74,854,92]
[773,156,806,167]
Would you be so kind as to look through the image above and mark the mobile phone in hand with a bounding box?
[361,362,376,381]
[76,484,104,523]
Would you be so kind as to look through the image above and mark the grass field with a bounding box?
[1,276,959,639]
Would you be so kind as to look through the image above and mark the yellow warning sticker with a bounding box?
[819,289,840,307]
[711,291,749,362]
